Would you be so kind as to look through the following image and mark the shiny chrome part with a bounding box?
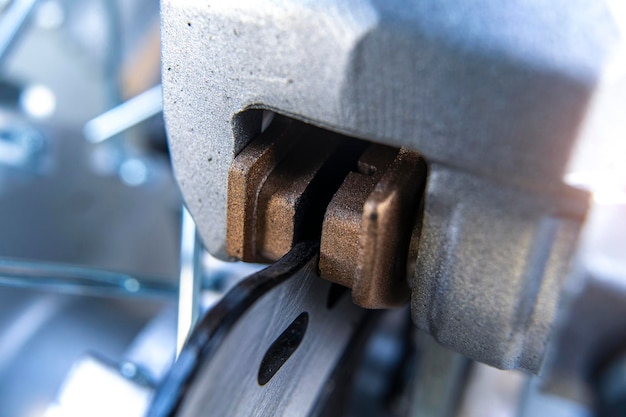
[0,120,45,170]
[0,258,177,299]
[176,207,202,357]
[0,0,39,65]
[45,354,154,417]
[83,84,163,144]
[408,333,472,417]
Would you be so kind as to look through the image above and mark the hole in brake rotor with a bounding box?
[258,312,309,386]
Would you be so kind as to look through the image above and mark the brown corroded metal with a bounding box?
[319,145,427,308]
[254,133,343,260]
[227,117,361,262]
[227,119,426,308]
[226,117,296,262]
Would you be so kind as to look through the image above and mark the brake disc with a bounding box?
[148,242,367,417]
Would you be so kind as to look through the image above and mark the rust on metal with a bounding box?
[226,117,296,261]
[227,117,364,262]
[227,116,427,308]
[254,133,343,260]
[319,145,427,308]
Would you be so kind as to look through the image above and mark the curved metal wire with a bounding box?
[0,258,177,299]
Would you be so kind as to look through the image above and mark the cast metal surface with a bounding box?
[162,0,615,258]
[162,0,618,371]
[319,145,426,308]
[148,242,366,417]
[411,166,588,372]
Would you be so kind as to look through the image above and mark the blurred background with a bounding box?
[0,1,179,415]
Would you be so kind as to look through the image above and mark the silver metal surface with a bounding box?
[457,363,527,417]
[0,0,179,415]
[0,0,39,65]
[0,286,166,417]
[156,244,366,417]
[0,119,45,170]
[179,264,362,417]
[409,332,471,417]
[0,258,177,299]
[125,305,178,384]
[161,0,619,372]
[84,84,163,144]
[410,164,587,372]
[539,201,626,405]
[175,207,202,357]
[519,376,593,417]
[45,354,154,417]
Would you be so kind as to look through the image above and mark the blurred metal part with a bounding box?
[0,0,180,416]
[0,258,177,299]
[0,0,12,13]
[175,207,202,357]
[125,306,177,384]
[121,21,161,98]
[0,0,39,65]
[0,119,45,170]
[45,254,267,417]
[45,354,154,417]
[538,201,626,407]
[519,376,594,417]
[0,286,165,417]
[541,267,626,404]
[457,363,527,417]
[596,353,626,417]
[408,333,471,417]
[0,122,180,278]
[84,84,163,144]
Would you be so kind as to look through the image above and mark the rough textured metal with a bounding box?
[253,132,342,261]
[226,117,300,262]
[319,145,426,308]
[226,117,361,262]
[162,0,618,371]
[411,164,589,372]
[162,0,617,259]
